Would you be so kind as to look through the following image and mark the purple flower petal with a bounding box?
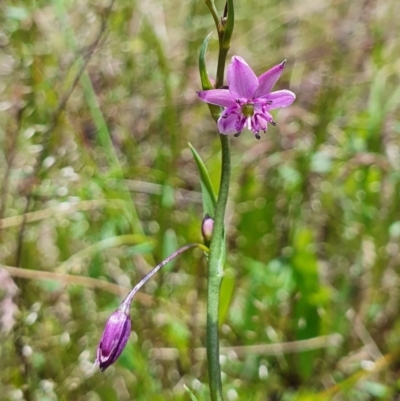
[217,107,243,135]
[264,90,296,110]
[252,113,269,134]
[96,309,131,371]
[227,56,258,99]
[197,89,236,108]
[254,60,286,98]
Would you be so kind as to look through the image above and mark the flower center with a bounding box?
[241,103,254,117]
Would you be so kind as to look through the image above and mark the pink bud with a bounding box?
[201,214,214,242]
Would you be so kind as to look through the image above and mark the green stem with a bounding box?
[204,0,220,32]
[216,47,229,89]
[203,2,233,397]
[207,134,231,401]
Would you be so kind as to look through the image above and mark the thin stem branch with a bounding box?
[215,47,229,89]
[204,0,220,32]
[1,264,152,302]
[119,243,208,313]
[150,333,344,360]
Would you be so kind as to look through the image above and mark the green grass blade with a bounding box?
[188,142,217,217]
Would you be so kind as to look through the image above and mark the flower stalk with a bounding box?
[122,243,206,306]
[216,0,234,89]
[96,243,207,371]
[206,134,230,401]
[203,1,234,399]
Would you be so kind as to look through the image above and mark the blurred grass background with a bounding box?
[1,0,400,400]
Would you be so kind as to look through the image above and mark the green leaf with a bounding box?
[219,267,235,326]
[6,6,30,21]
[162,228,178,272]
[199,32,214,91]
[199,33,221,121]
[189,142,217,217]
[184,385,200,401]
[222,0,235,49]
[290,227,325,379]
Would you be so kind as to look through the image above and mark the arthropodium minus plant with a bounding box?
[94,2,296,400]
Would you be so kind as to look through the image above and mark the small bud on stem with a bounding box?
[202,214,214,242]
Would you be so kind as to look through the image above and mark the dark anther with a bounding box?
[255,133,261,140]
[266,101,273,105]
[271,121,277,126]
[234,132,241,137]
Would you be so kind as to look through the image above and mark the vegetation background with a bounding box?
[1,0,400,399]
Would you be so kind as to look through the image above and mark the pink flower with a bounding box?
[198,56,296,139]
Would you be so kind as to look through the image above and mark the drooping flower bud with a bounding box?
[201,214,214,242]
[95,307,131,371]
[94,244,202,371]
